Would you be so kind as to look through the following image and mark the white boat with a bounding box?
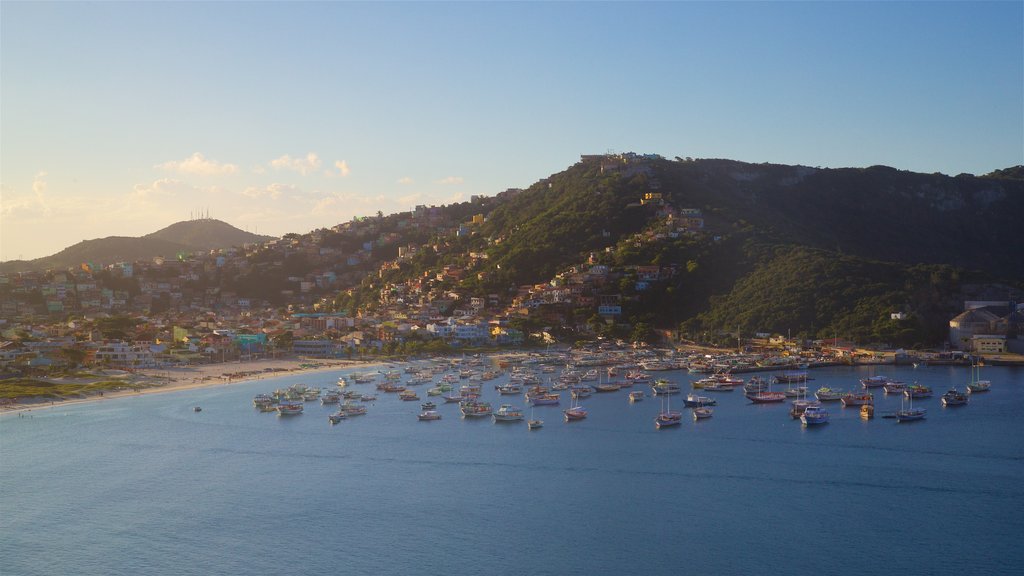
[895,395,926,423]
[692,407,713,420]
[800,405,829,426]
[417,410,442,421]
[493,404,525,422]
[628,390,644,403]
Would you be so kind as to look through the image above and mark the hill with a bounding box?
[0,219,274,273]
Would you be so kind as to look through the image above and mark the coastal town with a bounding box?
[3,153,1022,407]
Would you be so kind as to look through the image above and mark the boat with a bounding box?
[860,404,874,420]
[421,401,437,411]
[417,410,442,421]
[460,400,493,418]
[883,381,907,395]
[496,383,523,395]
[563,394,587,421]
[704,382,736,393]
[746,377,786,403]
[941,388,968,407]
[493,404,525,422]
[904,383,933,399]
[790,398,819,419]
[360,394,377,402]
[840,391,873,407]
[628,390,645,402]
[399,389,420,401]
[683,393,716,408]
[655,393,682,428]
[570,386,592,399]
[775,371,811,384]
[340,401,367,416]
[321,392,341,405]
[328,412,347,424]
[692,407,713,420]
[651,380,681,395]
[800,405,830,426]
[529,393,560,406]
[593,383,621,393]
[276,402,304,416]
[528,406,543,430]
[966,360,991,393]
[193,406,202,412]
[814,387,843,402]
[860,375,891,389]
[742,376,769,394]
[895,395,926,423]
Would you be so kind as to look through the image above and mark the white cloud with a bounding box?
[333,160,351,177]
[397,176,414,185]
[32,171,47,195]
[270,152,321,175]
[252,165,267,175]
[242,183,301,200]
[435,176,464,185]
[131,178,197,200]
[157,152,238,175]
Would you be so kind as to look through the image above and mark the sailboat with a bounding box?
[563,392,587,422]
[654,391,682,428]
[966,358,991,394]
[528,406,543,430]
[895,393,926,423]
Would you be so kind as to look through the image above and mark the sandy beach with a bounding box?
[0,357,387,416]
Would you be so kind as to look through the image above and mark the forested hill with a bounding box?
[482,157,1023,286]
[1,219,274,273]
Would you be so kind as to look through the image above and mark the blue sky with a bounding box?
[2,1,1021,261]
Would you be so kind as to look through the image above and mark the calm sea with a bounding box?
[2,363,1022,576]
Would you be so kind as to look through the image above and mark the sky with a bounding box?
[2,1,1022,261]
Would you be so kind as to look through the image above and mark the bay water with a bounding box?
[2,363,1022,575]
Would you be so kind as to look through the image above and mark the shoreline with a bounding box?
[0,357,388,417]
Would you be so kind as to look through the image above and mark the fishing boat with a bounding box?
[860,404,874,420]
[704,382,736,393]
[570,386,592,399]
[860,375,891,389]
[941,388,968,407]
[496,383,523,395]
[790,398,818,419]
[683,393,716,408]
[800,405,830,426]
[399,389,420,401]
[529,393,560,406]
[321,392,341,405]
[651,380,681,396]
[593,383,621,393]
[883,381,907,395]
[276,402,304,416]
[421,401,437,411]
[743,376,769,393]
[460,400,493,418]
[328,411,347,424]
[840,391,873,407]
[340,401,367,416]
[814,387,843,402]
[775,371,811,384]
[417,410,442,421]
[628,390,645,402]
[493,404,525,423]
[693,407,713,420]
[360,394,377,402]
[904,383,933,399]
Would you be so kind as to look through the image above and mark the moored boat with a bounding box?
[276,402,304,416]
[460,400,493,418]
[683,393,716,408]
[493,404,525,422]
[628,390,645,402]
[693,407,713,420]
[800,405,830,426]
[815,387,843,402]
[418,410,442,421]
[904,383,933,399]
[941,388,968,407]
[840,391,873,407]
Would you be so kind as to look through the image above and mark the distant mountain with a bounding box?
[0,219,274,272]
